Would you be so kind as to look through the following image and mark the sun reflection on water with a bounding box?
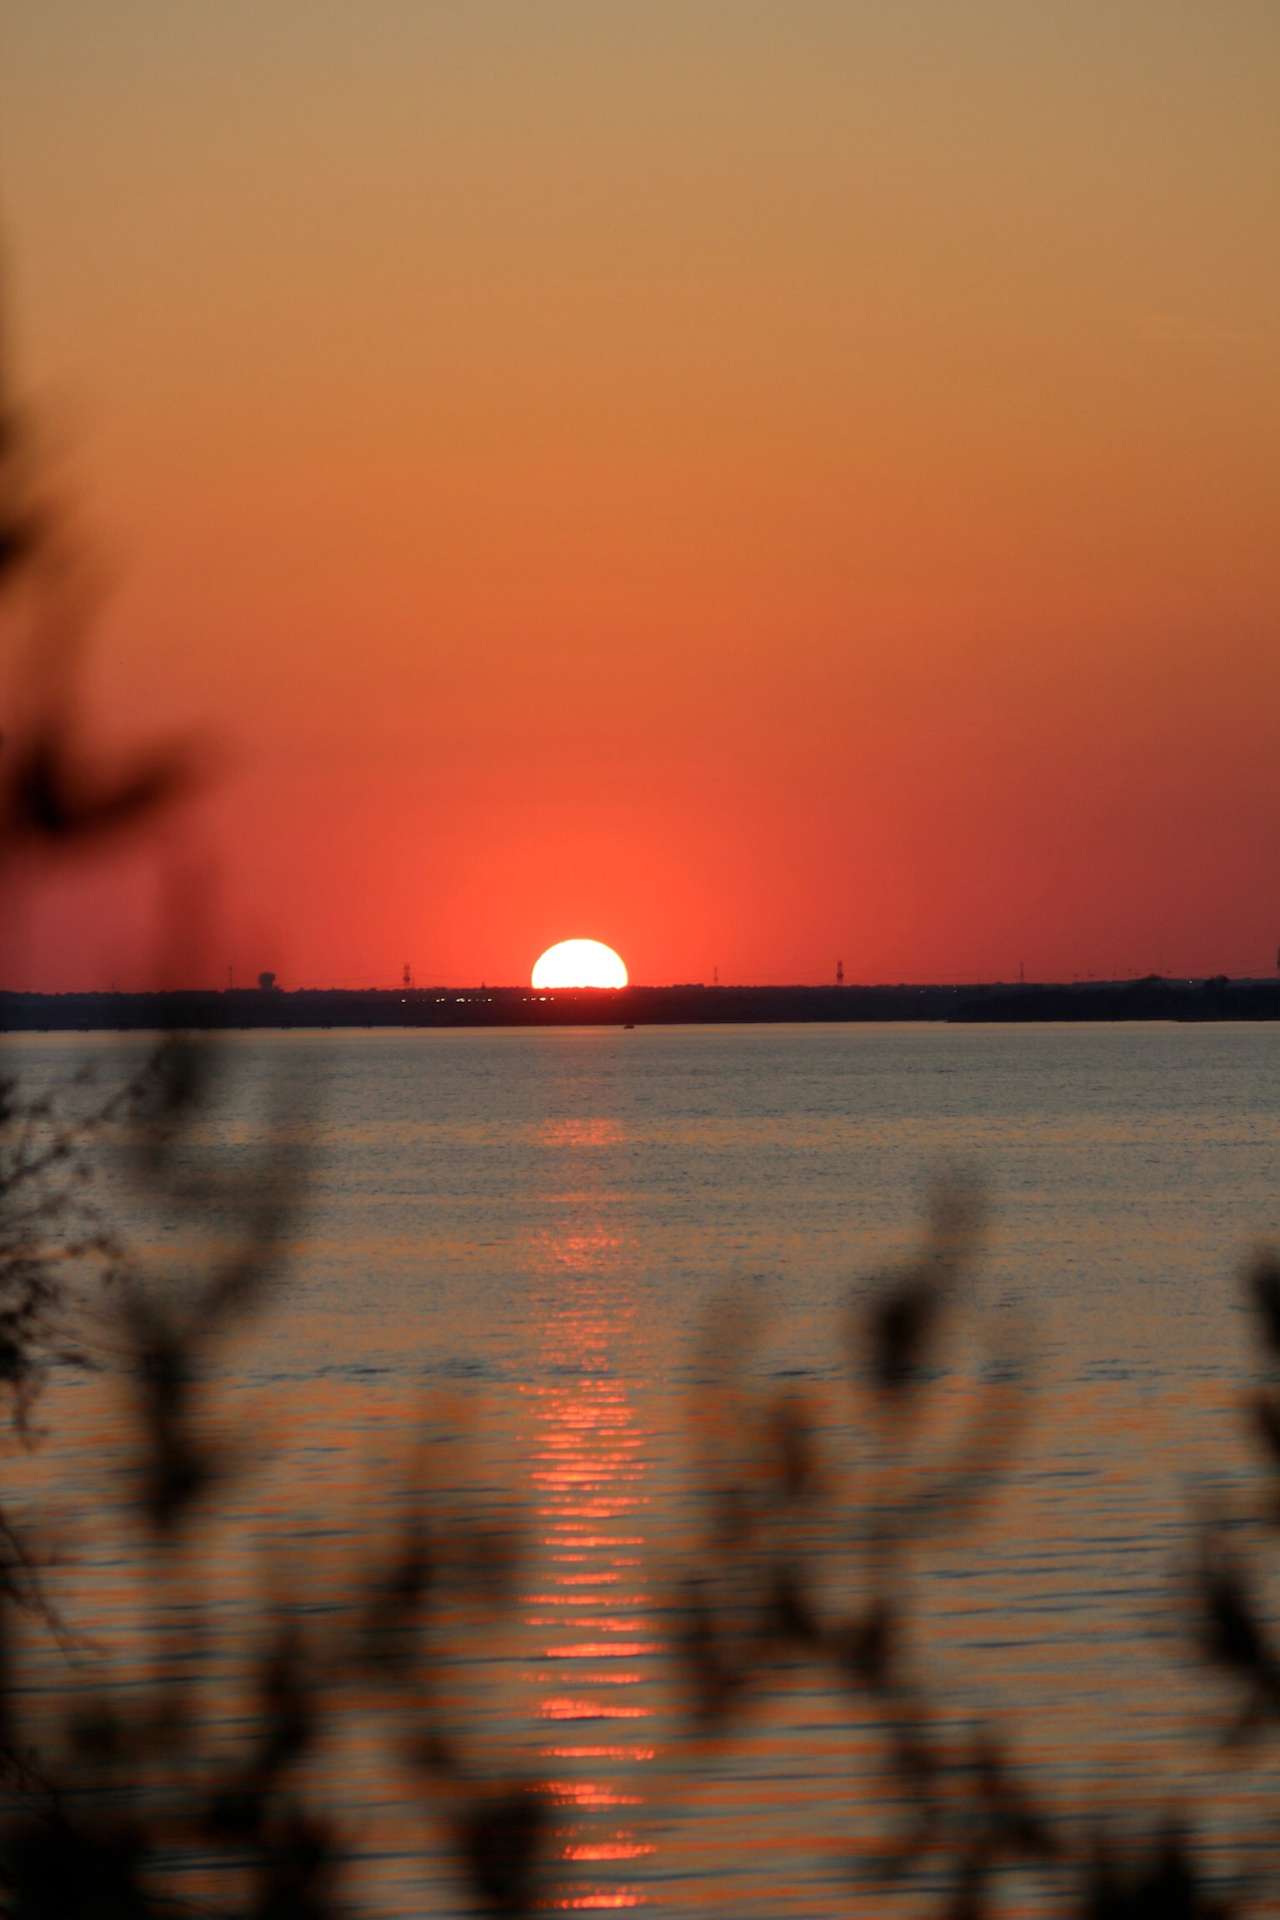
[521,1147,657,1911]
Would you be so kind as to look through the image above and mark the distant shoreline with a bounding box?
[3,978,1278,1032]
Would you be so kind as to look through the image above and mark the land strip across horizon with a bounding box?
[2,978,1279,1031]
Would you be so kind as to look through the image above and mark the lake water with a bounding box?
[7,1022,1280,1915]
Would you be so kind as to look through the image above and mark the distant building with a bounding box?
[258,971,279,992]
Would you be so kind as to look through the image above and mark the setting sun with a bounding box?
[532,940,629,990]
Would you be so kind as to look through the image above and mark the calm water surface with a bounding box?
[9,1022,1280,1915]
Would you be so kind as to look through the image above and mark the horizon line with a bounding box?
[1,972,1274,999]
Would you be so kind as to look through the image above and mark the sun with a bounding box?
[532,938,629,989]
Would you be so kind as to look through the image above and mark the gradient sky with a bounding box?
[3,2,1278,987]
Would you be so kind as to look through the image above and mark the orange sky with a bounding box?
[3,3,1278,987]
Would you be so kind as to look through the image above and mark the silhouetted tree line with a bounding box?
[3,259,1280,1919]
